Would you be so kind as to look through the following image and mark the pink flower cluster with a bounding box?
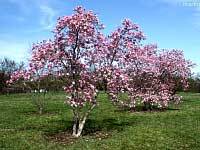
[64,71,97,107]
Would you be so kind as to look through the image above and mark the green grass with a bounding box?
[0,92,200,149]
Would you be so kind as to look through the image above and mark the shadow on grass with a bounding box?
[115,105,180,113]
[18,105,66,115]
[44,117,137,145]
[20,110,60,116]
[45,117,136,135]
[82,118,136,135]
[166,108,180,111]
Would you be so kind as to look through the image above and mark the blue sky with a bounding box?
[0,0,199,72]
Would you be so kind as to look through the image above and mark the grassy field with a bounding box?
[0,92,200,150]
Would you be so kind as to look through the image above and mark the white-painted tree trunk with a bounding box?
[74,116,87,137]
[39,107,43,115]
[72,104,96,138]
[72,115,78,137]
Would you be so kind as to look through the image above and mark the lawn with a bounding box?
[0,92,200,150]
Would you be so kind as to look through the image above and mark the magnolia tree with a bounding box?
[8,41,53,114]
[92,19,193,110]
[9,6,192,137]
[111,48,192,110]
[104,44,192,110]
[9,7,102,137]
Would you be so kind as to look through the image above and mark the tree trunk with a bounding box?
[72,116,87,138]
[72,114,78,137]
[77,115,88,137]
[39,107,43,115]
[72,104,96,138]
[143,101,152,111]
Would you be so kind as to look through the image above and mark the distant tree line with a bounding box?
[0,58,24,94]
[187,74,200,93]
